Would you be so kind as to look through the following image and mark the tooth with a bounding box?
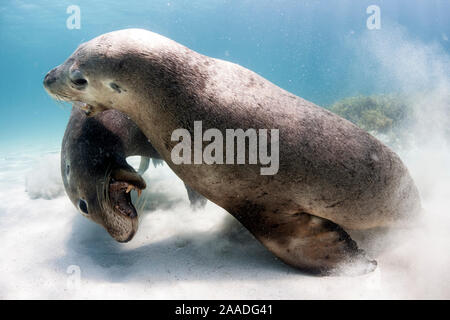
[137,189,142,197]
[126,185,134,193]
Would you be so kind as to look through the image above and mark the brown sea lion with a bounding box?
[61,105,205,242]
[45,29,421,274]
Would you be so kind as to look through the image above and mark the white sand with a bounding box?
[0,145,449,299]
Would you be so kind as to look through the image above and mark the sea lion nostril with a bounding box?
[44,67,60,87]
[44,72,56,86]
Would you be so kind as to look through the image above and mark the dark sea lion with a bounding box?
[45,29,422,274]
[61,104,205,242]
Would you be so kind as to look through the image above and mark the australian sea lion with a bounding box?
[61,104,205,242]
[45,29,421,274]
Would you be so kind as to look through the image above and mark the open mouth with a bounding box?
[108,168,146,219]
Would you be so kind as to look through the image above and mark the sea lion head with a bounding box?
[43,29,159,116]
[62,107,146,242]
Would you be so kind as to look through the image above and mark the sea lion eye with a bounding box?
[78,199,89,214]
[70,69,88,87]
[73,78,87,86]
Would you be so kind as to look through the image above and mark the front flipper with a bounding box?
[236,211,377,275]
[184,183,207,209]
[137,156,206,208]
[138,156,151,175]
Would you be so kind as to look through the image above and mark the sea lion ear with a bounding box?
[109,82,122,93]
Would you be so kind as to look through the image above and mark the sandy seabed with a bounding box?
[0,142,449,300]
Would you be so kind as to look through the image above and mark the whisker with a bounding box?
[48,92,73,111]
[55,99,70,110]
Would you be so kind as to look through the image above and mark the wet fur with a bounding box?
[47,29,422,274]
[61,107,205,241]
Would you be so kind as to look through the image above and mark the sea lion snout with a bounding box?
[43,67,58,87]
[43,66,68,98]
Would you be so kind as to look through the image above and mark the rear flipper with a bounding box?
[238,211,377,275]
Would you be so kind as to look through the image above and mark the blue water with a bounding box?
[0,0,449,149]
